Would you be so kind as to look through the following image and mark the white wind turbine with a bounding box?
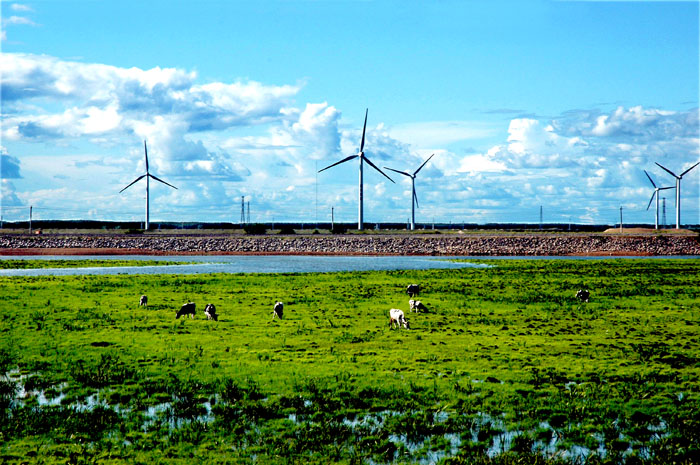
[120,140,177,230]
[384,153,435,230]
[655,161,700,229]
[318,109,394,230]
[643,170,674,230]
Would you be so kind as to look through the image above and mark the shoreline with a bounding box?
[2,232,699,257]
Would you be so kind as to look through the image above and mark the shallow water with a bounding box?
[0,255,487,276]
[1,254,697,277]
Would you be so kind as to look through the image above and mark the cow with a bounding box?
[576,289,590,303]
[389,308,410,330]
[204,303,218,321]
[272,302,284,320]
[406,284,420,298]
[409,299,427,313]
[176,302,196,319]
[139,295,148,307]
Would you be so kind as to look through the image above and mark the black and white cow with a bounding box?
[406,284,420,298]
[176,302,196,319]
[204,303,218,321]
[272,301,284,320]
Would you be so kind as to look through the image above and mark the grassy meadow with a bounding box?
[1,259,699,464]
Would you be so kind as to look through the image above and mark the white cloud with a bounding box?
[11,4,34,12]
[3,15,36,26]
[2,53,698,225]
[388,120,496,148]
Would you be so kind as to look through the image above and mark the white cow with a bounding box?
[409,299,427,313]
[389,308,410,329]
[272,301,284,320]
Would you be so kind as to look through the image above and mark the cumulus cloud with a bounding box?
[1,150,22,179]
[3,52,698,225]
[1,179,23,206]
[1,53,298,138]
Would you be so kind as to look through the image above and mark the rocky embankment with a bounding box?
[1,233,699,256]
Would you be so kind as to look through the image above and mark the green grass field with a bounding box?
[1,259,699,464]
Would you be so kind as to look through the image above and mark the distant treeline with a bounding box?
[3,219,698,233]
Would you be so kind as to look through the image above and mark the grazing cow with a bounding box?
[139,295,148,307]
[409,299,427,313]
[576,289,590,303]
[176,302,196,319]
[389,308,410,329]
[406,284,420,298]
[204,303,218,321]
[272,301,284,320]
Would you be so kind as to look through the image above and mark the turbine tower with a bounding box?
[643,170,674,230]
[384,153,435,230]
[655,161,700,229]
[120,141,177,230]
[318,109,394,230]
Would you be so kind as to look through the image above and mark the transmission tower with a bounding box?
[240,196,245,225]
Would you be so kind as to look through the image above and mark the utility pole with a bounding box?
[29,205,32,233]
[331,207,334,231]
[619,206,623,233]
[539,205,543,230]
[240,196,245,226]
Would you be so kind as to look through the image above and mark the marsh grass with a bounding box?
[1,259,699,463]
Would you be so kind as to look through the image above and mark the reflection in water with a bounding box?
[0,255,487,276]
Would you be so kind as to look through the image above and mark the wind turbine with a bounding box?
[384,153,435,230]
[643,170,674,230]
[655,161,700,229]
[120,140,177,230]
[318,109,394,230]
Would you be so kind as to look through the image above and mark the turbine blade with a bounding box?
[363,155,395,183]
[659,186,675,191]
[119,175,147,193]
[413,188,419,209]
[149,174,177,190]
[359,108,368,153]
[680,161,700,178]
[655,162,678,179]
[383,166,412,177]
[144,140,149,173]
[413,153,435,176]
[643,170,657,188]
[318,155,358,173]
[646,191,656,211]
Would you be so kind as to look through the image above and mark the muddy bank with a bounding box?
[1,233,699,256]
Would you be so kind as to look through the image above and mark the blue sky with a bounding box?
[1,0,698,226]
